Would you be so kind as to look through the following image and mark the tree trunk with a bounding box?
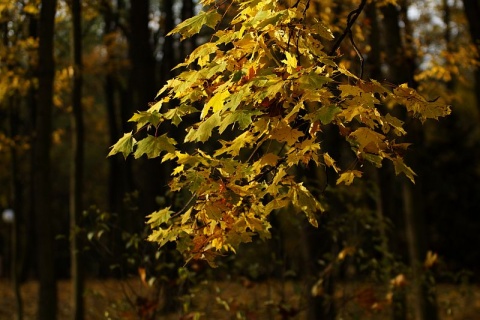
[180,0,196,61]
[7,97,24,320]
[161,0,176,81]
[69,0,85,318]
[462,0,480,114]
[381,3,438,319]
[34,0,58,319]
[129,0,162,217]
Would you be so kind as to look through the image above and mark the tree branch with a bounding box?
[328,0,368,56]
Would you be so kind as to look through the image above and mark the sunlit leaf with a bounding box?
[108,132,136,159]
[168,10,222,39]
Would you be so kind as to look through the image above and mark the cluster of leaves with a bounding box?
[109,0,450,266]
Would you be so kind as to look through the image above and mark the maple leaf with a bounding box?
[270,121,303,145]
[306,104,341,125]
[164,105,198,126]
[259,153,280,166]
[129,111,163,131]
[282,51,298,74]
[336,170,363,186]
[323,153,339,173]
[393,84,451,122]
[264,197,291,215]
[214,131,255,157]
[202,89,230,119]
[392,157,416,183]
[185,112,221,143]
[349,127,386,154]
[186,170,207,193]
[298,73,333,90]
[339,84,364,98]
[147,207,173,228]
[218,110,261,133]
[291,183,322,227]
[108,132,136,159]
[313,19,334,40]
[134,134,177,159]
[168,10,221,39]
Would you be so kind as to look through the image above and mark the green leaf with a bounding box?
[186,170,207,193]
[129,111,163,131]
[147,207,174,228]
[134,134,177,159]
[298,73,333,90]
[218,110,261,133]
[108,132,136,159]
[168,10,222,39]
[164,105,199,126]
[185,112,221,142]
[313,19,334,40]
[309,105,342,125]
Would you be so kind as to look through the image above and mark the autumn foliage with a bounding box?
[109,0,451,266]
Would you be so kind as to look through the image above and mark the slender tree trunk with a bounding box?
[381,3,438,319]
[380,5,410,320]
[180,0,196,61]
[8,98,24,320]
[101,0,132,214]
[2,19,23,319]
[129,0,162,217]
[161,0,176,82]
[34,0,58,319]
[69,0,85,318]
[462,0,480,114]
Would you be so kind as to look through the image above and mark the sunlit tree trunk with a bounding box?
[34,0,58,319]
[69,0,85,318]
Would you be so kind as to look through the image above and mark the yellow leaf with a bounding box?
[270,121,303,145]
[336,170,362,185]
[259,153,280,166]
[338,246,355,260]
[282,51,298,74]
[323,153,339,173]
[138,267,147,286]
[172,164,184,176]
[202,89,230,119]
[424,251,438,269]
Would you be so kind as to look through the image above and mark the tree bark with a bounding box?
[462,0,480,113]
[34,0,58,319]
[381,3,438,320]
[69,0,85,318]
[129,0,162,217]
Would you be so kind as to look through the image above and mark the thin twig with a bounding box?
[328,0,368,56]
[170,192,197,219]
[349,29,364,79]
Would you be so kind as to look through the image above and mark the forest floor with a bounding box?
[1,278,480,319]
